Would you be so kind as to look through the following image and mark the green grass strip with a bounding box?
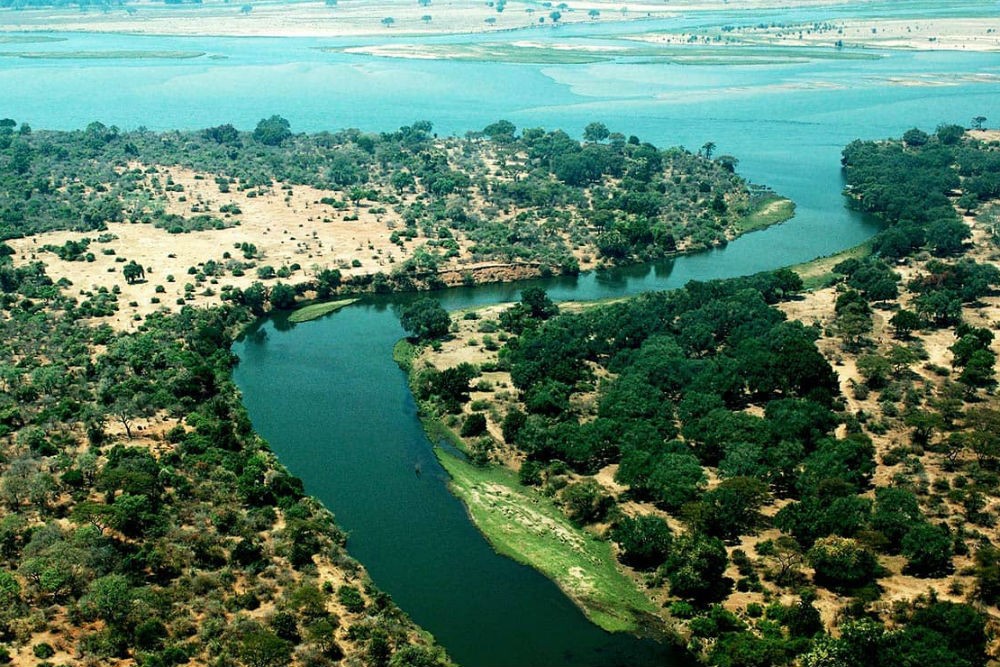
[435,446,661,635]
[734,195,796,234]
[288,298,357,323]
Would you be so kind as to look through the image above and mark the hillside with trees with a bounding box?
[401,127,1000,666]
[0,237,451,662]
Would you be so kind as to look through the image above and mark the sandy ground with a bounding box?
[634,17,1000,52]
[6,164,412,330]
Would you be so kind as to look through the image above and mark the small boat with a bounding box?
[414,462,422,477]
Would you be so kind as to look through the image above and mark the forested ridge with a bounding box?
[404,127,1000,666]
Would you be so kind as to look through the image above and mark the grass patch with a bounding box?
[790,240,873,290]
[734,196,796,234]
[288,298,357,324]
[393,339,418,374]
[435,447,661,635]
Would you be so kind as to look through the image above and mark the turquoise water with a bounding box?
[5,6,1000,664]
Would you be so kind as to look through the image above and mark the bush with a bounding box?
[460,413,487,437]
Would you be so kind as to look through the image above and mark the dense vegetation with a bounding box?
[0,249,449,664]
[408,127,1000,666]
[0,116,781,307]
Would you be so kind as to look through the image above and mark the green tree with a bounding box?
[807,536,879,591]
[583,122,610,143]
[609,514,672,570]
[122,260,145,284]
[661,532,729,603]
[239,629,292,667]
[890,309,921,338]
[252,115,292,146]
[400,298,451,341]
[901,522,952,577]
[560,479,612,525]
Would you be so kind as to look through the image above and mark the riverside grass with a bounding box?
[790,240,874,290]
[288,298,358,323]
[734,196,796,234]
[434,444,662,635]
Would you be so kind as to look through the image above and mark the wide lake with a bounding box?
[4,5,999,664]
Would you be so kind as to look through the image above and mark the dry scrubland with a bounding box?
[7,130,774,332]
[7,165,405,331]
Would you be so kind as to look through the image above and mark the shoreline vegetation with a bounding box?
[1,117,790,332]
[395,127,1000,665]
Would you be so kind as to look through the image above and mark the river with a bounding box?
[5,5,999,665]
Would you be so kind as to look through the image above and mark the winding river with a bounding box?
[4,5,1000,664]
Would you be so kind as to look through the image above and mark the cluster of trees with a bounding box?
[0,252,449,664]
[842,124,999,260]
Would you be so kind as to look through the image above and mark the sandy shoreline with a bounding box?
[633,16,1000,52]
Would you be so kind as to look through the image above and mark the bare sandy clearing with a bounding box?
[7,165,406,330]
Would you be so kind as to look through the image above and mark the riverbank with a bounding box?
[396,333,677,637]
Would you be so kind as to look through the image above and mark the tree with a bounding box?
[856,353,891,388]
[583,122,610,143]
[701,141,716,159]
[122,260,145,284]
[239,629,292,667]
[483,120,517,143]
[685,476,769,542]
[253,115,292,146]
[926,218,971,256]
[871,486,922,552]
[972,115,987,130]
[588,8,599,18]
[400,298,451,341]
[808,536,879,591]
[268,283,296,310]
[549,10,561,22]
[902,127,929,147]
[381,16,396,27]
[560,479,613,524]
[890,309,921,338]
[756,536,804,586]
[610,514,672,570]
[662,532,730,603]
[901,522,952,577]
[421,14,432,22]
